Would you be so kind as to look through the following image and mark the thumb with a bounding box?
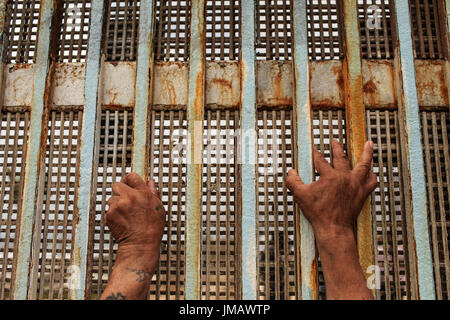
[148,179,161,199]
[286,169,304,192]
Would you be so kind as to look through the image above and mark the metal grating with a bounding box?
[312,109,346,300]
[4,0,41,63]
[256,109,298,300]
[256,0,293,61]
[56,0,92,63]
[421,111,450,300]
[200,109,240,299]
[0,111,30,300]
[34,110,82,300]
[307,0,343,61]
[409,0,444,60]
[205,0,240,61]
[148,109,186,300]
[88,110,133,299]
[367,110,412,300]
[357,0,394,59]
[154,0,191,62]
[104,0,141,62]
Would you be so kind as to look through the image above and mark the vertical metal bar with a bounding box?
[132,0,155,177]
[292,0,317,300]
[186,0,205,300]
[342,0,373,278]
[70,0,104,300]
[393,0,435,300]
[0,0,7,113]
[12,0,55,300]
[240,0,257,300]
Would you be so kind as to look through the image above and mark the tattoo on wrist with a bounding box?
[126,267,153,283]
[105,292,126,300]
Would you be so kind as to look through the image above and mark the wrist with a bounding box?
[314,225,356,254]
[115,243,161,272]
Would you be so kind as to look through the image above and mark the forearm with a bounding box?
[316,228,373,300]
[100,246,160,300]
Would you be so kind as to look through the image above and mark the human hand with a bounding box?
[286,140,377,241]
[106,172,166,259]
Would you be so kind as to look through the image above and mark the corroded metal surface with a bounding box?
[415,60,449,108]
[101,62,136,108]
[52,63,86,107]
[185,0,205,300]
[292,0,317,300]
[342,0,373,279]
[13,0,55,300]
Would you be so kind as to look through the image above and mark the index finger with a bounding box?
[352,141,374,180]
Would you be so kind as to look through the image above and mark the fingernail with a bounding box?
[368,141,374,149]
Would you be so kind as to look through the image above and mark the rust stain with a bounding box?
[9,63,33,72]
[194,70,204,117]
[166,80,177,105]
[363,79,377,94]
[310,257,318,295]
[212,78,232,89]
[438,70,449,105]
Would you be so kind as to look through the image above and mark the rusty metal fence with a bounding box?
[0,0,448,300]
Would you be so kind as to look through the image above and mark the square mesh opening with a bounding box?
[357,0,394,59]
[420,111,450,300]
[56,0,92,63]
[367,110,412,300]
[34,110,82,300]
[200,109,240,299]
[307,0,343,60]
[0,111,30,300]
[409,0,445,60]
[4,0,41,64]
[104,0,141,62]
[154,0,191,62]
[148,109,186,300]
[205,0,240,61]
[256,0,293,61]
[256,109,298,300]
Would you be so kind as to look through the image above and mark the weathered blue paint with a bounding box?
[12,0,54,300]
[240,0,257,300]
[132,0,155,177]
[292,0,317,300]
[394,0,436,300]
[70,0,105,300]
[185,0,205,300]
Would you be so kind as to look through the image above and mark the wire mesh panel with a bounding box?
[104,0,140,61]
[367,110,412,300]
[307,0,343,60]
[154,0,191,62]
[0,111,30,300]
[312,109,346,300]
[87,110,133,299]
[4,0,41,63]
[421,111,450,300]
[56,0,92,62]
[148,109,186,300]
[200,109,240,299]
[357,0,394,59]
[205,0,240,61]
[34,110,82,300]
[256,109,298,300]
[408,0,444,60]
[256,0,293,61]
